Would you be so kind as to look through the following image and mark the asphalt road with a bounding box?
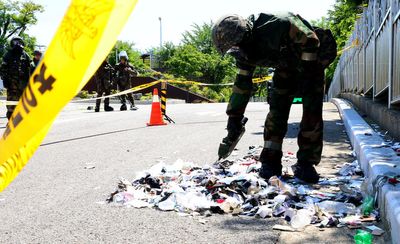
[0,101,369,243]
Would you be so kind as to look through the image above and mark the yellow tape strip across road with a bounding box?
[67,76,272,102]
[70,80,160,102]
[0,0,139,192]
[165,76,272,87]
[2,75,271,106]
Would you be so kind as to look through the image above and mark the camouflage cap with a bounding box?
[212,14,247,55]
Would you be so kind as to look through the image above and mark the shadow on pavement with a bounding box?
[250,118,348,144]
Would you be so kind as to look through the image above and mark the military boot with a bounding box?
[120,103,127,111]
[130,104,138,111]
[104,98,114,112]
[95,99,101,112]
[259,148,283,180]
[292,162,320,184]
[104,106,114,112]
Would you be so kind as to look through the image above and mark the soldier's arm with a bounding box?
[0,56,10,88]
[226,61,255,118]
[287,14,319,61]
[128,64,139,77]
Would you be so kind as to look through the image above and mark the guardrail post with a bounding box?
[388,0,394,109]
[373,0,377,101]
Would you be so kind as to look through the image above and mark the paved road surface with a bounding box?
[0,102,366,243]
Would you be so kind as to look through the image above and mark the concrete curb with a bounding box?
[332,98,400,243]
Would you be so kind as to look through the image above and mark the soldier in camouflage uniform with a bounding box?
[30,50,42,75]
[94,59,114,112]
[0,37,31,120]
[115,51,138,111]
[212,13,337,183]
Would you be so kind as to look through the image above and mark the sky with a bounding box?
[27,0,336,52]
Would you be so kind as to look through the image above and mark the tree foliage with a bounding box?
[108,40,150,73]
[157,22,236,85]
[312,0,366,91]
[153,22,236,101]
[0,0,44,56]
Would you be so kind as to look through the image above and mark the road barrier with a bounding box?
[147,88,167,126]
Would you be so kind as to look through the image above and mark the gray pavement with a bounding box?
[0,101,369,243]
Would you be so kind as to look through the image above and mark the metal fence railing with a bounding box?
[328,0,400,108]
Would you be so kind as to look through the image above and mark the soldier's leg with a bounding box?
[293,66,325,183]
[95,79,105,112]
[118,81,128,111]
[6,88,19,120]
[103,80,113,111]
[260,70,296,180]
[127,93,135,106]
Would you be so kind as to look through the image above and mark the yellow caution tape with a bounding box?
[70,80,160,102]
[0,0,139,192]
[165,75,272,87]
[71,75,272,102]
[337,38,360,55]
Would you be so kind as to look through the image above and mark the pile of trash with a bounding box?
[106,146,383,233]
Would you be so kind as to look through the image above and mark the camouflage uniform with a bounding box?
[218,12,337,181]
[94,60,114,111]
[30,50,42,75]
[0,45,30,120]
[115,61,138,109]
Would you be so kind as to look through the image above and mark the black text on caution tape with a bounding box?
[2,62,56,140]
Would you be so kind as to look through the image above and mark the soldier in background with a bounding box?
[94,59,114,112]
[30,50,42,75]
[212,13,337,183]
[0,36,31,120]
[115,51,139,111]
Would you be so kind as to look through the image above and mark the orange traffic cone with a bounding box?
[147,88,167,126]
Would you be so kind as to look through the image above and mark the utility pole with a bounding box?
[159,17,162,48]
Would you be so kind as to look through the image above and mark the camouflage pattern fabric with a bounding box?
[115,62,137,106]
[94,61,114,108]
[211,15,248,55]
[264,67,324,166]
[0,49,30,120]
[30,58,40,75]
[224,12,334,166]
[312,26,338,68]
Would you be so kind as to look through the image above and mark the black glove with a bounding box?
[218,116,248,159]
[226,116,244,142]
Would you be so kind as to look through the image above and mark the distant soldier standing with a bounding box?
[212,13,337,183]
[94,59,114,112]
[115,51,138,111]
[0,37,31,120]
[30,49,42,75]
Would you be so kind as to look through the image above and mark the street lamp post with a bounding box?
[159,17,162,48]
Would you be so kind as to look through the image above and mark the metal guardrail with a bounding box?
[328,0,400,108]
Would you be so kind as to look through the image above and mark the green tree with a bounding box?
[109,40,150,73]
[0,0,44,56]
[182,22,214,54]
[313,0,366,91]
[157,22,236,85]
